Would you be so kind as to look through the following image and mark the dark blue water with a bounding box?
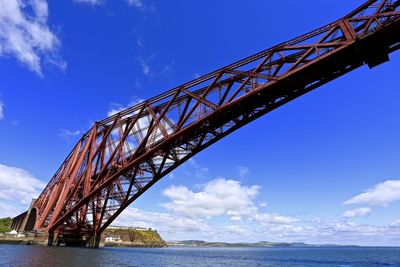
[0,245,400,266]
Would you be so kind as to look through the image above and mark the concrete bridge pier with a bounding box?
[86,234,103,248]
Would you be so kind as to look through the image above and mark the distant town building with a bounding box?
[107,226,150,231]
[105,235,121,242]
[134,227,149,231]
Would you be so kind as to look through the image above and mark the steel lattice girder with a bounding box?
[32,0,400,239]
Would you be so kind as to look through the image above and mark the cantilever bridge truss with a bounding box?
[27,0,400,245]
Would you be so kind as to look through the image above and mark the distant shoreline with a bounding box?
[0,240,399,249]
[166,240,360,248]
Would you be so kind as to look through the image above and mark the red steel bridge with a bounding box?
[12,0,400,247]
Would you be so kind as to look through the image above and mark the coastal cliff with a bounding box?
[103,227,167,247]
[0,216,166,248]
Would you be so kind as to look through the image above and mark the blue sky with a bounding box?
[1,0,400,246]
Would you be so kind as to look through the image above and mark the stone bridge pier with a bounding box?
[11,199,37,233]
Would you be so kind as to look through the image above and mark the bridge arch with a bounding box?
[26,0,400,247]
[24,208,37,232]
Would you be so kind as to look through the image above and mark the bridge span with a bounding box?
[12,0,400,247]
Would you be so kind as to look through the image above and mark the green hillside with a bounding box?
[0,217,12,234]
[104,228,166,247]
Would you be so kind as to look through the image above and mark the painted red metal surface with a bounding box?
[30,0,400,244]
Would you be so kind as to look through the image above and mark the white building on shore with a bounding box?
[105,235,121,242]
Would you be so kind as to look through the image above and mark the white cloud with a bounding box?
[73,0,102,5]
[342,207,372,218]
[114,206,400,245]
[259,202,267,208]
[136,36,144,48]
[253,213,299,225]
[73,0,152,10]
[0,100,4,120]
[390,220,400,227]
[161,61,175,80]
[0,202,19,218]
[138,56,151,76]
[136,53,158,77]
[195,167,209,178]
[0,163,46,205]
[256,219,400,245]
[126,0,144,10]
[307,219,387,241]
[161,178,260,218]
[0,0,65,76]
[59,129,81,142]
[115,208,289,243]
[344,180,400,207]
[107,98,144,117]
[114,207,211,240]
[251,218,397,245]
[108,104,125,117]
[187,159,209,179]
[137,54,174,81]
[230,216,242,221]
[161,176,299,231]
[238,166,249,177]
[113,174,400,245]
[112,179,400,245]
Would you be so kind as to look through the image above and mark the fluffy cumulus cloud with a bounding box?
[114,207,212,240]
[115,207,301,243]
[161,178,260,218]
[112,176,400,245]
[115,207,400,245]
[0,0,65,75]
[342,207,372,218]
[156,177,304,241]
[0,163,46,205]
[344,180,400,207]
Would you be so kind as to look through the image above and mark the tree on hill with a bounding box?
[0,217,12,234]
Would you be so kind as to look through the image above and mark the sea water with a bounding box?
[0,245,400,266]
